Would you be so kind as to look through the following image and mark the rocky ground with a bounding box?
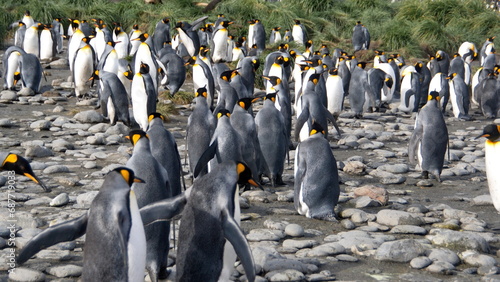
[0,44,499,282]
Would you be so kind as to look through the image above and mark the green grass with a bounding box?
[1,0,499,62]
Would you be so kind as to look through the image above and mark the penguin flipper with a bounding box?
[408,124,422,165]
[294,107,310,142]
[17,214,88,265]
[193,139,218,178]
[221,208,256,282]
[190,16,209,31]
[140,192,187,226]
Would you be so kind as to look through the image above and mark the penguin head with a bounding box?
[162,17,170,24]
[274,56,285,65]
[13,72,21,86]
[89,70,100,86]
[278,44,288,52]
[195,87,208,98]
[24,10,31,16]
[384,76,393,88]
[126,130,149,146]
[1,153,49,191]
[428,91,440,101]
[114,27,122,36]
[132,24,139,30]
[219,21,233,29]
[186,56,197,66]
[248,19,256,25]
[477,124,500,142]
[328,68,338,75]
[263,76,281,87]
[237,97,259,110]
[251,59,260,72]
[309,73,321,85]
[236,162,261,188]
[356,20,362,25]
[139,63,150,74]
[148,112,164,123]
[18,21,26,27]
[199,45,210,56]
[220,70,233,82]
[113,167,145,187]
[124,70,134,80]
[414,61,423,72]
[294,19,301,24]
[273,27,281,31]
[446,73,456,80]
[264,92,277,103]
[357,62,367,69]
[309,121,325,136]
[134,33,149,42]
[216,108,231,119]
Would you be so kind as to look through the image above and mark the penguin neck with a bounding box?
[133,138,151,152]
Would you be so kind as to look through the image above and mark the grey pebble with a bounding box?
[376,209,425,226]
[74,110,103,124]
[282,239,317,249]
[389,225,427,235]
[45,264,83,278]
[427,248,461,265]
[375,239,426,262]
[246,229,286,242]
[410,256,433,269]
[426,229,489,253]
[43,165,70,174]
[25,145,54,158]
[8,267,46,282]
[265,269,305,281]
[50,193,70,207]
[426,261,456,274]
[76,191,99,208]
[285,224,304,237]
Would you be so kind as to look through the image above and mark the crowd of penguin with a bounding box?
[1,8,500,282]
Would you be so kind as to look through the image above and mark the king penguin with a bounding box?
[176,161,257,282]
[348,62,369,118]
[428,72,449,112]
[23,23,41,58]
[187,87,216,177]
[477,124,500,212]
[255,93,288,187]
[72,37,96,99]
[408,91,449,182]
[0,152,49,192]
[211,20,233,63]
[175,16,208,57]
[129,24,143,57]
[152,17,171,54]
[294,122,340,221]
[131,62,157,131]
[158,44,186,96]
[21,10,35,28]
[269,26,282,44]
[113,24,130,59]
[19,52,43,93]
[398,66,421,113]
[17,167,148,281]
[447,72,470,120]
[292,19,307,45]
[186,56,215,110]
[475,72,500,119]
[2,46,25,90]
[39,24,56,61]
[352,21,370,52]
[68,20,85,72]
[13,21,26,48]
[147,112,183,197]
[126,130,172,282]
[325,67,345,117]
[91,70,130,126]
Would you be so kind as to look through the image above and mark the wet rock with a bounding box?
[0,90,18,101]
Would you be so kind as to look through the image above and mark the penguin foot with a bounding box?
[158,268,170,280]
[421,171,429,179]
[312,213,339,222]
[275,176,286,186]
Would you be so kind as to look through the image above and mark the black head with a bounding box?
[216,108,231,119]
[1,153,50,191]
[127,130,148,146]
[112,167,144,187]
[478,124,500,141]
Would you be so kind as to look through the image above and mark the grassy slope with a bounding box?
[1,0,499,61]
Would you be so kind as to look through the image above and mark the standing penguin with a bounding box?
[72,37,96,99]
[408,91,449,182]
[39,24,56,61]
[129,24,142,57]
[186,56,215,110]
[23,23,41,58]
[0,152,49,192]
[475,73,500,119]
[91,70,130,126]
[428,72,450,112]
[13,21,27,48]
[131,63,157,131]
[326,68,345,116]
[187,87,216,177]
[211,20,233,63]
[17,167,148,282]
[158,47,186,96]
[68,20,85,72]
[133,33,160,91]
[21,10,35,28]
[255,93,288,187]
[176,161,257,282]
[436,50,450,75]
[113,24,130,59]
[294,122,340,221]
[126,130,171,282]
[352,21,370,52]
[477,124,500,212]
[175,16,208,57]
[398,66,421,113]
[269,27,282,44]
[248,19,266,53]
[214,70,239,114]
[292,19,307,45]
[480,36,495,66]
[415,61,431,107]
[447,72,470,120]
[349,62,369,118]
[230,98,262,187]
[147,113,183,197]
[51,18,64,54]
[152,17,171,54]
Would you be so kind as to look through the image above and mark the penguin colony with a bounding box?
[3,9,500,281]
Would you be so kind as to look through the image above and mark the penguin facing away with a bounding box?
[408,91,449,182]
[176,161,257,282]
[0,152,50,192]
[19,52,44,93]
[477,124,500,212]
[294,122,340,221]
[90,70,131,126]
